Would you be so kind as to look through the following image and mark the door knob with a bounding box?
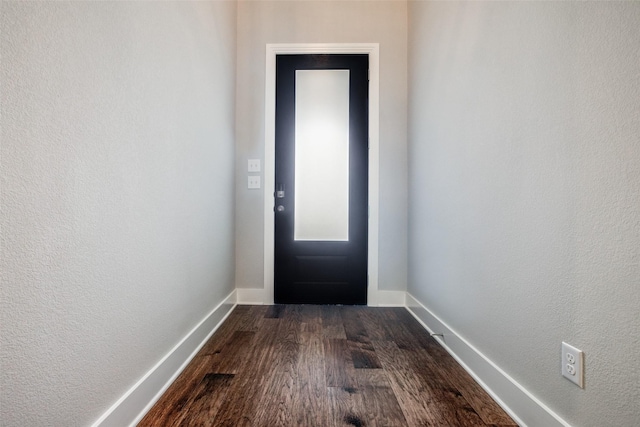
[276,205,285,212]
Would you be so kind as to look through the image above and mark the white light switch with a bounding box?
[248,159,261,173]
[248,176,261,189]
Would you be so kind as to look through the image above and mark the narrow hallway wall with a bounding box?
[0,2,237,425]
[407,2,640,425]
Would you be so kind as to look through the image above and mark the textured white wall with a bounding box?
[0,2,237,426]
[408,2,640,425]
[235,0,408,293]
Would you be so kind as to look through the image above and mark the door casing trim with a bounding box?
[264,43,380,306]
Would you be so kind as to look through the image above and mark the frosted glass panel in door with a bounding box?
[294,69,350,241]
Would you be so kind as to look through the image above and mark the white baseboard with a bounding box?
[236,288,406,307]
[373,290,406,307]
[405,293,570,427]
[91,290,237,427]
[236,288,266,305]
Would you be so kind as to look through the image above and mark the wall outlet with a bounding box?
[562,342,584,388]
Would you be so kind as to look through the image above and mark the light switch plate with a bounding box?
[248,176,261,189]
[248,159,261,173]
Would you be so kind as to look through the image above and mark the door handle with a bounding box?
[276,183,285,198]
[276,205,285,212]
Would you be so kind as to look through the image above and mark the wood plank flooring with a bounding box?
[138,305,517,427]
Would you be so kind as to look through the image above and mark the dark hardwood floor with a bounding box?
[139,305,517,427]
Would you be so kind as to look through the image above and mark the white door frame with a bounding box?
[264,43,380,306]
